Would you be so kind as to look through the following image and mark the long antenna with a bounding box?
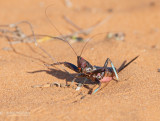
[16,21,69,73]
[45,4,78,56]
[80,32,106,57]
[79,15,112,57]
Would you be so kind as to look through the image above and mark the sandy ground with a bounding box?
[0,0,160,121]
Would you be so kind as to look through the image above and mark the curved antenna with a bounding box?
[80,32,106,57]
[45,4,78,56]
[16,21,69,73]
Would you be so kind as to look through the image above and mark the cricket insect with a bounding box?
[47,35,139,94]
[43,6,139,94]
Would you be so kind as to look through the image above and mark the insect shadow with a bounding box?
[28,67,96,85]
[27,58,129,92]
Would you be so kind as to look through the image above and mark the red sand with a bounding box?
[0,0,160,121]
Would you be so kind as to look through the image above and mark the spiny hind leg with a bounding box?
[104,58,119,80]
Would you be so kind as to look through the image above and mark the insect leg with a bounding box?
[49,62,79,73]
[70,75,78,86]
[76,78,88,91]
[92,82,101,94]
[104,58,119,80]
[70,73,86,86]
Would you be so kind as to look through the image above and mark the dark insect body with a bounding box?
[50,49,138,94]
[45,6,139,94]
